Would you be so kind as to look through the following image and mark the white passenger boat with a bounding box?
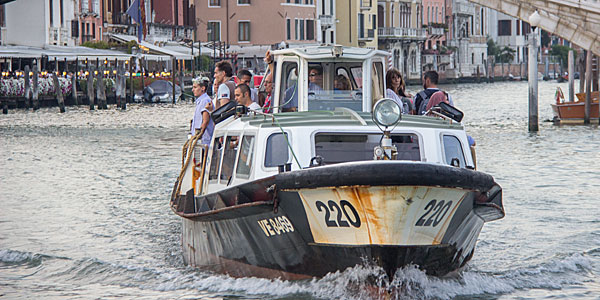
[170,45,504,280]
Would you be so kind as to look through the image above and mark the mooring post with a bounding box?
[32,64,39,110]
[72,58,78,105]
[24,65,31,109]
[568,50,574,102]
[97,66,107,109]
[88,66,95,110]
[584,50,592,124]
[128,57,133,108]
[528,29,539,132]
[141,57,145,93]
[52,72,66,113]
[172,57,177,104]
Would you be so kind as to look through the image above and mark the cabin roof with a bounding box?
[239,110,464,130]
[272,45,389,60]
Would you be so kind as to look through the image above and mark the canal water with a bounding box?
[1,80,599,299]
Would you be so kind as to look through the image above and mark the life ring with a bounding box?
[555,87,565,104]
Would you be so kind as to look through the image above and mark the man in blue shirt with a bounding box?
[190,77,215,145]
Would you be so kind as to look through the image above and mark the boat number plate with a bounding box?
[315,200,361,228]
[415,199,453,227]
[257,216,295,237]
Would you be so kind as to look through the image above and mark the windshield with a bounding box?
[306,62,363,112]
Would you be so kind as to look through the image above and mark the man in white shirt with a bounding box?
[213,60,236,109]
[235,84,261,111]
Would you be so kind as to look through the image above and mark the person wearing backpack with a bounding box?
[414,70,454,115]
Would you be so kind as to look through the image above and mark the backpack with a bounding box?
[416,89,438,115]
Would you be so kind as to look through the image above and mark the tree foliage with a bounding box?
[487,38,516,63]
[550,45,575,68]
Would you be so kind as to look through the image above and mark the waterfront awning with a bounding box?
[108,34,193,60]
[0,45,171,62]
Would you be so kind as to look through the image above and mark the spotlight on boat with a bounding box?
[372,98,401,160]
[372,98,401,128]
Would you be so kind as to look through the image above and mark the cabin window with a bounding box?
[442,135,466,168]
[307,62,363,112]
[208,137,224,181]
[220,135,240,183]
[236,135,255,178]
[265,133,290,167]
[280,61,299,111]
[315,133,420,164]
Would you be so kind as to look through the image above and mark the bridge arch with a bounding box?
[469,0,600,56]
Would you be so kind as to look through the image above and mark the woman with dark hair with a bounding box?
[385,68,414,114]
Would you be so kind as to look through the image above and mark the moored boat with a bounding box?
[551,87,599,124]
[171,45,504,280]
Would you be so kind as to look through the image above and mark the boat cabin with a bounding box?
[267,45,389,113]
[177,45,474,198]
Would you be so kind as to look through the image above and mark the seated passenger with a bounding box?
[334,74,351,91]
[308,65,323,92]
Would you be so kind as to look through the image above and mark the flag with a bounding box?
[126,0,142,42]
[126,0,140,24]
[140,0,147,40]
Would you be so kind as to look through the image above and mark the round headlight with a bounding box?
[372,98,402,127]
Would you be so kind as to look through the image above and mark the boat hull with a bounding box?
[175,162,503,279]
[551,102,599,123]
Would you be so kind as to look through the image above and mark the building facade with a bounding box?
[3,0,78,47]
[195,0,318,47]
[336,0,377,49]
[316,0,335,44]
[446,0,488,78]
[377,0,425,81]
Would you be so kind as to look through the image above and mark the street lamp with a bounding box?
[207,26,215,73]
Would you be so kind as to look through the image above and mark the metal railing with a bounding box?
[378,27,427,40]
[319,15,334,27]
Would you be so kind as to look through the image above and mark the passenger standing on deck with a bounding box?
[262,50,275,113]
[414,70,454,115]
[190,77,215,145]
[237,69,259,103]
[385,68,412,114]
[213,60,237,109]
[235,84,262,111]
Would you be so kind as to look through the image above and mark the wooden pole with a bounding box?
[141,57,145,93]
[584,50,592,124]
[52,72,66,113]
[579,51,586,93]
[528,29,539,132]
[172,57,177,104]
[88,66,95,110]
[568,50,574,102]
[128,57,133,108]
[72,58,79,105]
[32,64,39,110]
[97,66,107,109]
[24,65,31,109]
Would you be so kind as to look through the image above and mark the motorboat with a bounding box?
[170,45,504,280]
[551,87,599,124]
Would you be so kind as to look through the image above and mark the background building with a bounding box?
[337,0,377,49]
[377,0,425,81]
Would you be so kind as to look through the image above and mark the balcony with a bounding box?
[427,27,445,38]
[319,15,334,28]
[360,0,372,9]
[378,27,427,41]
[359,29,375,41]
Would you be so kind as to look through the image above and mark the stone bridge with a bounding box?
[470,0,600,55]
